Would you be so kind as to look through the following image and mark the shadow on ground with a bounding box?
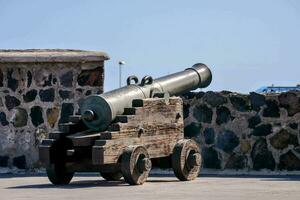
[3,173,300,189]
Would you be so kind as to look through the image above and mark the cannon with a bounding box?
[39,63,212,185]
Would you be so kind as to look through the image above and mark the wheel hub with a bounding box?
[188,153,201,167]
[137,158,152,173]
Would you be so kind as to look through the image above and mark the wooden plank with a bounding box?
[93,132,182,165]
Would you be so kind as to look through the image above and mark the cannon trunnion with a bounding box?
[39,64,212,185]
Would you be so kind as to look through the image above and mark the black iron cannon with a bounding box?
[39,63,212,185]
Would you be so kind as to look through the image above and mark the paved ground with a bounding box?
[0,173,299,200]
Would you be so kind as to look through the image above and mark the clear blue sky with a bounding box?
[1,0,299,93]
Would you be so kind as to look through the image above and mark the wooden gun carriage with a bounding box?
[39,63,212,185]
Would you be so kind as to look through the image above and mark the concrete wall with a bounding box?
[0,50,107,169]
[183,91,300,171]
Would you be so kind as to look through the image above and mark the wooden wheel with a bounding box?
[172,139,201,181]
[46,163,74,185]
[46,139,74,185]
[121,145,152,185]
[100,171,122,181]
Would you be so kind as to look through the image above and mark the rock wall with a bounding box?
[0,50,108,169]
[183,91,300,171]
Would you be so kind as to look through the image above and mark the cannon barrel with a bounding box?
[80,63,212,130]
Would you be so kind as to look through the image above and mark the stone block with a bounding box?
[269,129,298,150]
[77,67,103,86]
[216,106,232,125]
[262,99,280,118]
[229,95,250,112]
[203,128,215,144]
[278,151,300,170]
[202,147,221,169]
[30,106,44,127]
[23,89,37,103]
[184,122,201,138]
[250,92,265,111]
[193,105,213,123]
[251,139,275,170]
[203,91,227,107]
[46,107,59,128]
[11,108,28,128]
[278,92,300,116]
[39,88,55,102]
[5,95,21,110]
[217,130,239,153]
[225,153,247,170]
[251,124,272,136]
[13,155,26,169]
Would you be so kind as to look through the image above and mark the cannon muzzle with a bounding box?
[81,63,212,130]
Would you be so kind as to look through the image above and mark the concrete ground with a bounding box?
[0,173,299,200]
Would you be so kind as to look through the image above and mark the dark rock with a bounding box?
[262,100,280,118]
[39,88,55,102]
[5,95,21,110]
[289,123,298,130]
[225,153,247,169]
[269,129,298,150]
[77,67,103,86]
[0,98,3,107]
[0,112,9,126]
[30,106,44,127]
[248,115,261,128]
[251,124,272,136]
[85,90,92,96]
[184,122,201,138]
[59,90,74,100]
[229,95,250,112]
[59,103,74,123]
[278,92,300,116]
[183,103,190,119]
[52,77,57,84]
[46,107,59,128]
[7,68,18,91]
[181,92,196,99]
[43,74,52,87]
[251,138,275,170]
[220,90,232,95]
[195,92,205,99]
[60,71,73,87]
[23,89,37,102]
[203,91,227,107]
[203,128,215,144]
[11,108,28,127]
[278,151,300,170]
[193,105,213,123]
[0,156,9,167]
[250,92,265,111]
[13,155,26,169]
[217,130,239,153]
[27,71,32,88]
[295,146,300,155]
[0,68,3,87]
[216,106,232,125]
[202,147,221,169]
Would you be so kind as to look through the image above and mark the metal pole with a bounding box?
[118,61,125,88]
[119,63,122,87]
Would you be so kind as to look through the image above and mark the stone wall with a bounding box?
[0,50,108,169]
[183,91,300,171]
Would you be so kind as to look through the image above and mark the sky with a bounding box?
[0,0,299,93]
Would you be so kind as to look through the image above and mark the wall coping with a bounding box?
[0,49,110,63]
